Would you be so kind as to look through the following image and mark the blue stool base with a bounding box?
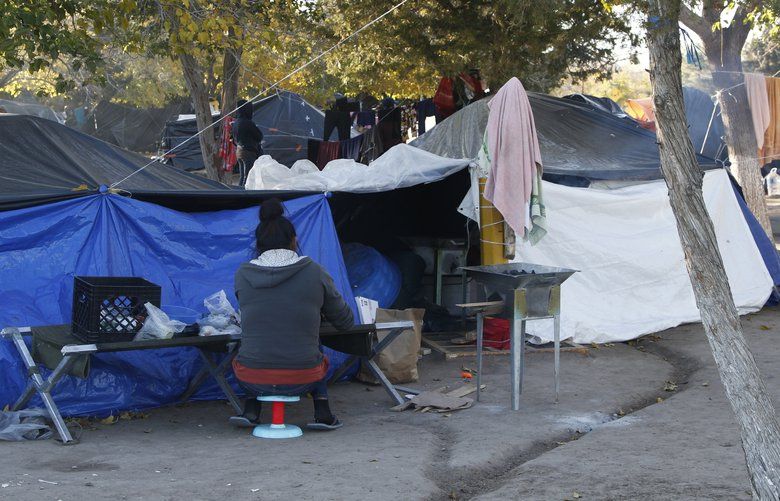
[252,423,303,439]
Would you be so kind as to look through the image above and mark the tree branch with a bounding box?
[679,3,711,39]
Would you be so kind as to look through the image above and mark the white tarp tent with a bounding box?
[511,169,773,344]
[244,144,471,192]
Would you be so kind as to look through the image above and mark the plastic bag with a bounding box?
[134,303,186,341]
[199,291,242,336]
[0,409,52,441]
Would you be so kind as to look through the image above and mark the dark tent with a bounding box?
[411,92,721,183]
[0,114,228,211]
[80,100,191,153]
[162,90,324,171]
[563,93,628,117]
[0,99,61,123]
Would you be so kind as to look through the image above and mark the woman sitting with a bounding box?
[231,199,354,430]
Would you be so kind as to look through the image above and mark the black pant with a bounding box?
[323,110,351,141]
[236,149,259,187]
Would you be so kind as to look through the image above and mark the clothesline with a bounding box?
[109,0,412,189]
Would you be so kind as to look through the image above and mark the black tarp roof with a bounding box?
[0,114,230,210]
[563,93,628,117]
[412,91,721,182]
[162,90,324,171]
[80,100,191,153]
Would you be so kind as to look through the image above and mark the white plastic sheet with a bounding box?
[244,144,471,193]
[512,169,773,344]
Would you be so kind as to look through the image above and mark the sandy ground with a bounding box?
[1,199,778,500]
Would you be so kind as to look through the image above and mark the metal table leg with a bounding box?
[511,290,526,411]
[328,355,358,384]
[5,328,77,443]
[476,312,484,402]
[180,346,241,414]
[364,359,405,406]
[554,313,561,403]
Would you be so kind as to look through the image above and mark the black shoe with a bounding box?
[306,417,343,431]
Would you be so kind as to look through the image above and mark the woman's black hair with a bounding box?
[255,198,297,255]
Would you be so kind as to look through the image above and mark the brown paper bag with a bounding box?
[358,308,425,384]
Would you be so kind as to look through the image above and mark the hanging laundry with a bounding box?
[317,141,341,169]
[323,110,351,141]
[377,106,403,154]
[415,99,436,135]
[340,135,364,161]
[745,73,771,150]
[356,111,376,127]
[761,77,780,166]
[307,138,320,164]
[483,77,544,240]
[433,77,456,121]
[219,117,237,172]
[359,127,383,164]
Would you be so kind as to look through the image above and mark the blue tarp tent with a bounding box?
[0,192,356,416]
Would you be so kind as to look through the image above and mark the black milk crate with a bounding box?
[71,276,161,343]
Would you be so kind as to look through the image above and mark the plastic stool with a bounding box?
[252,395,303,439]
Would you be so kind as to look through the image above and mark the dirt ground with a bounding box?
[1,308,779,500]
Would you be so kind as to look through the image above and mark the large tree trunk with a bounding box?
[219,45,242,182]
[180,53,220,181]
[647,1,780,499]
[679,2,772,240]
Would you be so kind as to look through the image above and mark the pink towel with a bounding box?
[483,77,543,235]
[745,73,771,150]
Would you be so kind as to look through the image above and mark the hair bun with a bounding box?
[260,198,284,222]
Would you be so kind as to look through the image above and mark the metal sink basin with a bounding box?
[461,262,577,293]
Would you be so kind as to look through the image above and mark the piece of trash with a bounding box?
[37,479,58,485]
[1,483,9,488]
[556,441,566,446]
[573,493,582,499]
[760,325,771,331]
[369,459,378,463]
[302,461,312,464]
[91,474,98,477]
[197,424,203,427]
[99,415,117,425]
[461,371,473,380]
[656,397,664,403]
[664,381,678,392]
[442,413,451,418]
[616,409,625,416]
[589,342,599,349]
[143,429,152,434]
[702,382,709,387]
[226,483,232,487]
[251,488,260,493]
[155,471,161,474]
[84,482,94,487]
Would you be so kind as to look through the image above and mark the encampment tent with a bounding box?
[0,115,357,416]
[248,89,779,345]
[80,100,191,153]
[162,90,324,171]
[0,114,228,211]
[0,98,62,123]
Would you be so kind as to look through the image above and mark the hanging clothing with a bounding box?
[483,77,544,238]
[359,127,383,164]
[323,110,351,141]
[433,77,456,121]
[219,117,237,172]
[376,107,402,154]
[415,99,436,135]
[761,77,780,165]
[340,135,364,161]
[307,139,320,164]
[356,111,376,127]
[745,73,771,150]
[317,141,341,170]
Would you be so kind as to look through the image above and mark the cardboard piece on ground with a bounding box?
[358,308,425,384]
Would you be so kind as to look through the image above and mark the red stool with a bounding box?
[252,395,302,439]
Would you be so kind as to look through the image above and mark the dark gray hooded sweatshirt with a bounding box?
[234,256,354,370]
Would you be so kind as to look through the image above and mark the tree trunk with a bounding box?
[679,2,773,240]
[179,53,220,181]
[708,51,773,239]
[647,1,780,498]
[218,45,242,181]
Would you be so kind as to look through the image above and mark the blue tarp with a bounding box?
[0,193,356,416]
